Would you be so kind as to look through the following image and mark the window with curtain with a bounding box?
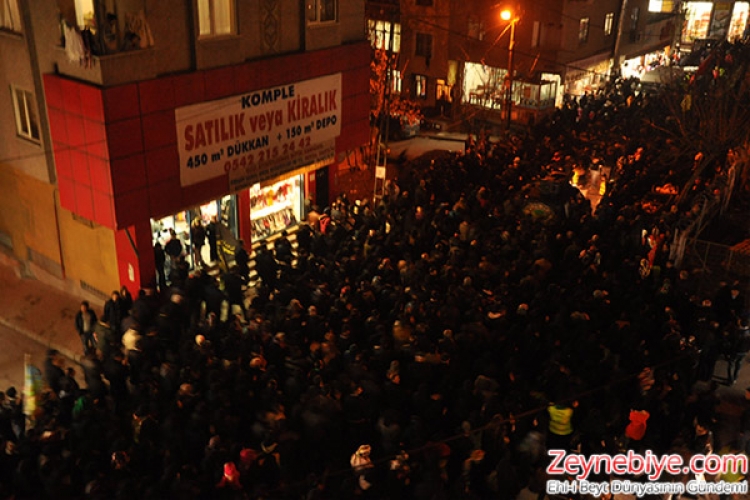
[12,86,40,143]
[198,0,235,37]
[415,74,427,99]
[604,12,614,36]
[367,19,401,52]
[531,21,540,47]
[1,0,21,32]
[308,0,337,23]
[579,17,590,43]
[391,69,403,94]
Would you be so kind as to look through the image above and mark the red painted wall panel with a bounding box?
[110,154,147,194]
[142,111,177,151]
[145,146,180,185]
[65,114,85,147]
[103,84,141,122]
[114,189,149,228]
[47,108,68,145]
[107,118,144,159]
[70,149,91,187]
[114,222,153,292]
[79,84,104,122]
[203,66,236,101]
[92,190,115,229]
[171,73,206,108]
[60,78,82,115]
[88,156,112,195]
[148,179,183,220]
[74,184,94,221]
[54,149,73,180]
[57,176,76,210]
[138,78,175,114]
[83,120,108,160]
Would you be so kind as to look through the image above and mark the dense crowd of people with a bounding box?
[0,72,749,499]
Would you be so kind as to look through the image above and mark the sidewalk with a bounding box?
[0,254,91,364]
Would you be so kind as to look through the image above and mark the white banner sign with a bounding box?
[176,73,342,187]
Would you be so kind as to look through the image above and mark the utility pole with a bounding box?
[611,0,629,80]
[374,15,397,200]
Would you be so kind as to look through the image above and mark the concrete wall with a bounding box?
[57,207,120,298]
[0,166,61,268]
[559,0,622,66]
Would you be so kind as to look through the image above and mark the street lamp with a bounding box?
[500,9,516,130]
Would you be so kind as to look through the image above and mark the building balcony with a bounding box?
[53,46,157,87]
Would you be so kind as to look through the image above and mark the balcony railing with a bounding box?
[54,46,157,87]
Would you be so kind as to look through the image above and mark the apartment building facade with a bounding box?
[365,0,745,123]
[0,0,371,296]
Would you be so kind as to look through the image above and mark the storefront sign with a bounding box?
[228,139,335,192]
[176,73,342,187]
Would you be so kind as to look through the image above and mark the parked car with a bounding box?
[388,115,420,140]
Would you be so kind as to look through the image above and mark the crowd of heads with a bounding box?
[0,75,748,499]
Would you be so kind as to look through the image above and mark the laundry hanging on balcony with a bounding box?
[123,10,154,50]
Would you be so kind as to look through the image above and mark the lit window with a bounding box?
[1,0,21,32]
[579,17,589,43]
[415,32,432,59]
[604,12,614,36]
[74,0,95,30]
[198,0,235,37]
[415,74,427,99]
[308,0,337,24]
[531,21,540,47]
[436,79,452,101]
[367,19,401,52]
[11,86,40,143]
[391,70,403,94]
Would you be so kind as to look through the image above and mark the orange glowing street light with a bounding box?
[500,9,516,130]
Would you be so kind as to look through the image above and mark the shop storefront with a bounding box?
[248,175,304,243]
[683,2,714,43]
[679,2,748,48]
[43,42,371,291]
[621,49,671,80]
[728,1,749,40]
[151,195,237,267]
[563,54,611,96]
[463,61,508,109]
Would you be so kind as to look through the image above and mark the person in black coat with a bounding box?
[255,247,278,290]
[103,291,123,337]
[234,240,250,283]
[206,216,220,263]
[154,242,167,292]
[223,267,246,317]
[75,301,98,354]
